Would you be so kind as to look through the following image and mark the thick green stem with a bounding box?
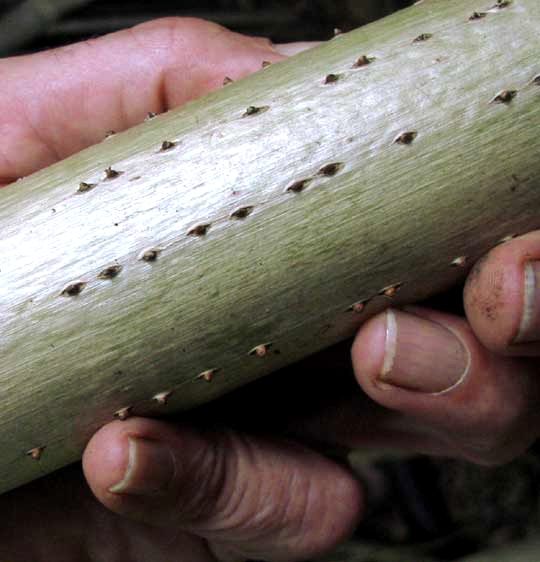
[1,0,540,494]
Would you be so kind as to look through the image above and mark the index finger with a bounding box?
[0,17,285,184]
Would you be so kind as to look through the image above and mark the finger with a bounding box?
[464,230,540,356]
[83,417,362,562]
[0,17,287,184]
[351,307,540,465]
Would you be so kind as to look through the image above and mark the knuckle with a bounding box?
[131,16,222,36]
[206,432,292,532]
[128,16,227,54]
[171,431,229,525]
[172,430,269,530]
[251,35,275,51]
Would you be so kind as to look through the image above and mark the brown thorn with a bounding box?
[380,283,402,298]
[104,167,123,180]
[348,301,368,314]
[97,264,122,280]
[187,224,211,237]
[27,446,45,460]
[138,248,162,262]
[469,11,487,20]
[242,106,269,118]
[153,390,173,405]
[60,281,87,297]
[352,55,374,68]
[230,206,255,220]
[317,162,344,177]
[77,182,96,193]
[286,178,312,193]
[490,90,517,104]
[249,343,272,357]
[393,131,418,145]
[160,140,177,152]
[223,76,234,86]
[196,368,220,382]
[498,234,517,244]
[451,256,468,268]
[324,73,341,85]
[413,33,432,43]
[114,406,132,421]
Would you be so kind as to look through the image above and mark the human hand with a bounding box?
[355,233,540,465]
[0,17,362,562]
[1,15,539,562]
[286,233,540,468]
[0,16,311,186]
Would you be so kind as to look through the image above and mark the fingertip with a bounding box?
[82,417,177,503]
[82,420,129,497]
[353,308,473,398]
[351,311,388,387]
[464,230,540,354]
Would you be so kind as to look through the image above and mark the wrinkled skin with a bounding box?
[1,17,540,562]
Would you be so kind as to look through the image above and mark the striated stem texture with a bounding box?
[1,0,540,494]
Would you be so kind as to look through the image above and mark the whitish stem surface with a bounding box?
[1,0,540,493]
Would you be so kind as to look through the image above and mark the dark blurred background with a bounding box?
[0,0,413,56]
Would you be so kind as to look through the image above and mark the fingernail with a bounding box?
[109,437,175,495]
[378,309,470,394]
[272,41,321,56]
[514,261,540,343]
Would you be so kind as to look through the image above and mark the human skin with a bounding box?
[0,17,539,562]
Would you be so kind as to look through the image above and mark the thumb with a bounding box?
[82,417,362,562]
